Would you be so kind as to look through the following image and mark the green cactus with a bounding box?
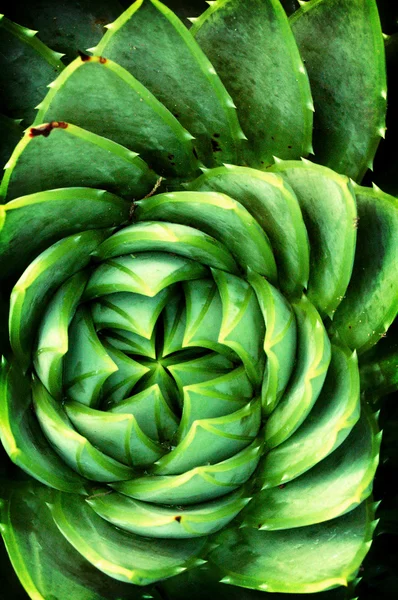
[0,1,397,599]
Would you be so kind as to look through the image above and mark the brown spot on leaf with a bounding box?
[211,137,222,153]
[175,516,182,523]
[78,50,91,62]
[278,484,286,489]
[29,121,68,138]
[99,56,107,64]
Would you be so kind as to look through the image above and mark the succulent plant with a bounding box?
[0,1,397,599]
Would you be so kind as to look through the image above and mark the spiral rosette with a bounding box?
[0,1,397,598]
[1,159,397,593]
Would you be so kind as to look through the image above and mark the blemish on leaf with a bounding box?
[175,516,182,523]
[193,148,199,160]
[78,50,91,61]
[99,56,107,64]
[213,133,220,138]
[211,137,222,153]
[29,121,68,138]
[278,484,286,489]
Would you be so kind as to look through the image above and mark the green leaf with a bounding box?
[360,325,398,400]
[1,481,158,599]
[258,343,360,488]
[92,287,174,340]
[0,16,64,124]
[62,307,119,407]
[9,229,110,370]
[93,0,244,165]
[247,272,297,416]
[95,221,240,274]
[0,359,86,493]
[242,404,380,529]
[152,398,261,475]
[160,562,353,600]
[33,271,88,400]
[332,185,398,353]
[270,160,357,318]
[4,0,124,63]
[189,165,309,297]
[1,122,157,201]
[135,191,278,280]
[265,295,331,449]
[210,500,377,593]
[84,252,208,300]
[290,0,386,181]
[0,114,23,170]
[213,269,265,386]
[112,438,262,505]
[49,491,208,585]
[192,0,313,167]
[32,377,134,481]
[65,400,166,467]
[0,188,128,281]
[34,55,199,177]
[87,487,250,538]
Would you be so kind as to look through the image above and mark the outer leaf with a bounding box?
[189,165,309,297]
[247,272,297,416]
[1,481,159,599]
[270,160,357,318]
[34,55,199,177]
[4,0,124,63]
[49,491,208,585]
[0,358,86,493]
[332,185,398,354]
[93,0,244,165]
[0,114,23,170]
[87,487,250,538]
[9,229,110,370]
[135,191,278,280]
[0,122,157,202]
[290,0,387,181]
[258,343,360,488]
[0,15,64,124]
[0,188,128,281]
[242,405,380,530]
[210,501,377,593]
[192,0,313,167]
[265,295,331,449]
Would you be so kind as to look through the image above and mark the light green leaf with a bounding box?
[210,501,377,593]
[9,229,110,370]
[258,343,360,488]
[49,491,208,585]
[0,359,86,493]
[189,165,309,297]
[1,481,158,599]
[242,404,380,529]
[270,160,357,318]
[87,487,250,538]
[265,295,331,449]
[136,191,277,279]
